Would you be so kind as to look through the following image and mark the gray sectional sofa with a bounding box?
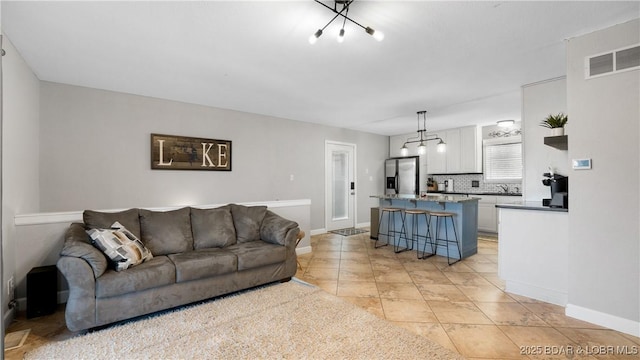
[57,203,299,331]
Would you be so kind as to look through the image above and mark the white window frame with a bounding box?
[483,136,522,183]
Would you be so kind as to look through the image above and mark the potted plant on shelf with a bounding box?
[540,112,568,136]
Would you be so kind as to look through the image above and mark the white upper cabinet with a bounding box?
[445,129,462,173]
[390,125,482,175]
[426,126,482,174]
[460,125,482,173]
[426,133,446,174]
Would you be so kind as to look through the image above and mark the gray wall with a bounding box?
[1,35,40,326]
[39,82,388,230]
[522,78,569,201]
[566,19,639,326]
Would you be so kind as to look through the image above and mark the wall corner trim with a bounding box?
[565,303,640,337]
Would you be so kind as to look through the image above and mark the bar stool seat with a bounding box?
[400,209,434,258]
[376,207,405,250]
[429,211,461,265]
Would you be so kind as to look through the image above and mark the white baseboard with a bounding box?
[3,307,16,331]
[566,304,640,337]
[505,280,568,307]
[356,222,370,229]
[296,246,312,255]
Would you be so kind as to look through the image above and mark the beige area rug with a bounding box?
[26,280,464,359]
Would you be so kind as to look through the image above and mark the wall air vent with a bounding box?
[585,44,640,79]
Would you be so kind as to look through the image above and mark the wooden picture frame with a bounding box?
[150,133,232,171]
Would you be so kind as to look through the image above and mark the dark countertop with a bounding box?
[370,194,479,203]
[495,201,568,212]
[427,191,522,197]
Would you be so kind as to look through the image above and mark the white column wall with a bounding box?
[566,19,639,336]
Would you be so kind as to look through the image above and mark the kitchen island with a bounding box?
[371,194,479,260]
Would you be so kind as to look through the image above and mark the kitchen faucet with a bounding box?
[498,184,509,193]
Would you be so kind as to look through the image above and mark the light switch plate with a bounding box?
[572,158,592,170]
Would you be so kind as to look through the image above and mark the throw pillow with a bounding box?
[190,206,237,249]
[229,204,267,243]
[139,207,193,255]
[87,221,153,272]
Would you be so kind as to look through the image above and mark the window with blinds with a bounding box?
[483,137,522,181]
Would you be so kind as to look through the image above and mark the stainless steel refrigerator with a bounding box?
[385,156,419,195]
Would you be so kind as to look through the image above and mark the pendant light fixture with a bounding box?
[309,0,384,44]
[400,111,446,156]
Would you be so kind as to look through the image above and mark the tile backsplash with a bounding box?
[430,174,521,194]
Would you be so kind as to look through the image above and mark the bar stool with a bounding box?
[375,207,405,250]
[429,211,461,265]
[400,209,433,258]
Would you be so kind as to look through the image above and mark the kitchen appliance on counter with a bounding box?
[542,172,568,208]
[385,156,419,195]
[427,177,438,192]
[444,178,454,193]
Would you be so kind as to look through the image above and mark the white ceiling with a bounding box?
[2,1,639,135]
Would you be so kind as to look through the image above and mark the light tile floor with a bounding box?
[295,231,640,359]
[4,231,639,359]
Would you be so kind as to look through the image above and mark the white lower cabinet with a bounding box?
[477,196,498,233]
[476,195,521,233]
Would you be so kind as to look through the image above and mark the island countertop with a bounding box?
[370,194,479,203]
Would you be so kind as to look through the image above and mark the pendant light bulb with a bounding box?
[365,27,384,41]
[400,144,409,157]
[309,29,323,44]
[337,28,345,43]
[417,141,426,155]
[436,139,447,153]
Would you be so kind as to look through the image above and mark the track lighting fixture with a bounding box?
[400,111,446,156]
[309,0,384,44]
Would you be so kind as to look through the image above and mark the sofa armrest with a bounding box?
[260,210,299,246]
[60,223,108,278]
[57,256,97,331]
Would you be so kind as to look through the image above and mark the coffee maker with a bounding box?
[542,172,568,208]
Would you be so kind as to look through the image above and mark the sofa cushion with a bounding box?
[226,241,286,271]
[139,207,193,255]
[229,204,267,243]
[84,208,141,239]
[87,222,154,272]
[167,248,237,282]
[190,206,236,249]
[96,256,175,298]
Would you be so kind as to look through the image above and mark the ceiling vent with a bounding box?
[585,44,640,79]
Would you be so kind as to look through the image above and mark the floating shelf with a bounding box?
[544,135,568,150]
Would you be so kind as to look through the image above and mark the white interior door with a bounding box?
[325,141,356,231]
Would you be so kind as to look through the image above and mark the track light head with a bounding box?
[337,28,345,43]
